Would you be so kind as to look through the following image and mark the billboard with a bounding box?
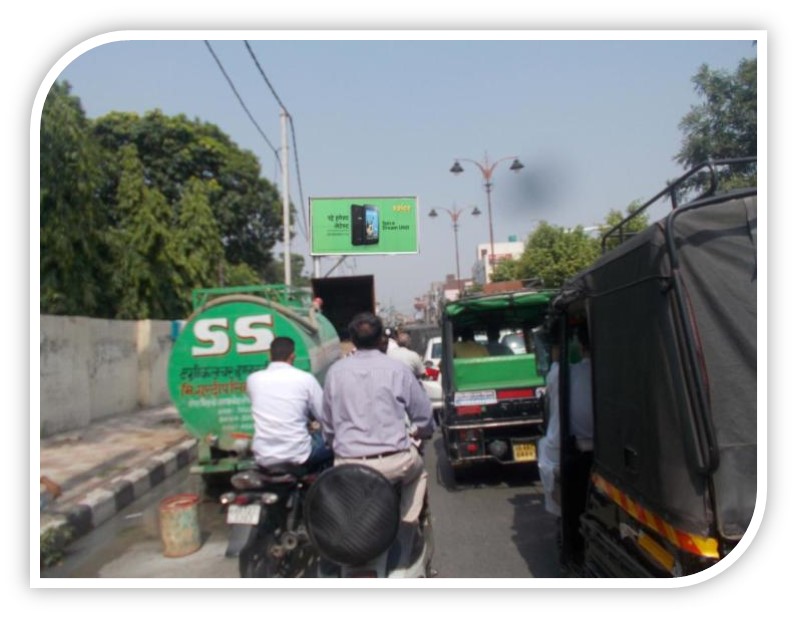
[309,196,419,256]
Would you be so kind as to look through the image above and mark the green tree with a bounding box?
[676,57,757,193]
[40,81,107,315]
[599,201,650,252]
[91,109,284,280]
[490,258,520,283]
[515,222,600,288]
[168,178,225,314]
[266,253,312,288]
[109,144,177,319]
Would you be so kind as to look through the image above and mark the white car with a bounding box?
[421,336,443,424]
[423,336,442,369]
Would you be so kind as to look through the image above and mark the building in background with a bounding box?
[472,236,525,285]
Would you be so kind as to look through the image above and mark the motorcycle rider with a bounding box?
[320,312,435,528]
[246,336,332,471]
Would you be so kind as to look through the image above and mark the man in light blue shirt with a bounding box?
[247,336,332,470]
[321,312,434,526]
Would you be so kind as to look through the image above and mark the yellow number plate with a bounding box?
[512,442,537,462]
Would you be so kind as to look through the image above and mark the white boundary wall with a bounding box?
[39,315,174,437]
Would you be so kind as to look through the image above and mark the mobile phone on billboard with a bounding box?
[364,204,380,245]
[351,204,365,245]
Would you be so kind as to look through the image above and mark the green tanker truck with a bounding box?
[167,285,341,482]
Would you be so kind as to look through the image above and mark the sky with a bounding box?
[53,34,756,316]
[15,0,787,606]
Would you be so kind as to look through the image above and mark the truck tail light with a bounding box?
[456,405,482,416]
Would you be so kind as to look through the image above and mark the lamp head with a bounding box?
[450,160,464,175]
[509,158,524,172]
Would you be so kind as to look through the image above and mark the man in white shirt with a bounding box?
[247,336,332,470]
[387,331,425,378]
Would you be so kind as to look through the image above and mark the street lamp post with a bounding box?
[450,153,524,281]
[429,204,481,298]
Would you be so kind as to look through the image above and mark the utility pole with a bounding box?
[281,108,291,287]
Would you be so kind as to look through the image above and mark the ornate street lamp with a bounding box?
[450,153,524,280]
[429,204,481,297]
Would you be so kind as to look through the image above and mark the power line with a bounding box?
[204,41,281,169]
[288,116,308,242]
[243,40,309,243]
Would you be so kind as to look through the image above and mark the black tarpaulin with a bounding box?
[557,193,757,541]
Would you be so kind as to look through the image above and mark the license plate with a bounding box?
[226,503,261,525]
[512,441,537,462]
[454,390,497,406]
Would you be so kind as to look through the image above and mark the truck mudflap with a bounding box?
[579,515,657,578]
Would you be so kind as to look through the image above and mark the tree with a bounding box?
[598,201,650,252]
[514,222,600,288]
[168,178,225,315]
[266,253,312,288]
[91,109,284,280]
[109,144,178,319]
[490,258,520,283]
[40,81,107,316]
[676,57,757,192]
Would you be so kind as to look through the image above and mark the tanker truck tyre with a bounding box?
[239,531,281,578]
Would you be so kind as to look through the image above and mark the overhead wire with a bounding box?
[204,41,281,173]
[243,40,310,243]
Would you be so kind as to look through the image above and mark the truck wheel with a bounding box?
[451,464,468,485]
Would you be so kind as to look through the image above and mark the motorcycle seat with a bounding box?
[256,464,317,484]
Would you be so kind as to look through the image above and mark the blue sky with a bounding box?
[15,0,784,604]
[54,34,757,315]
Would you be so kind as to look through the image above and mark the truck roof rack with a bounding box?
[600,156,756,253]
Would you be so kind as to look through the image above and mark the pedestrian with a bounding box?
[320,312,435,528]
[246,336,332,470]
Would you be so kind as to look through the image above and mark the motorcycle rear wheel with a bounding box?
[239,531,282,578]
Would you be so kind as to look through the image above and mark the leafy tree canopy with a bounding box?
[676,57,757,193]
[40,81,107,315]
[91,109,284,279]
[40,81,292,319]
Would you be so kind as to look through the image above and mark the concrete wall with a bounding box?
[39,316,174,437]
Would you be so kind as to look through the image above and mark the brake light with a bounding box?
[425,367,440,380]
[234,494,250,506]
[456,405,482,416]
[466,443,479,454]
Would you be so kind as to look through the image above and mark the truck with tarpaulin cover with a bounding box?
[438,288,556,480]
[546,158,757,577]
[167,285,341,482]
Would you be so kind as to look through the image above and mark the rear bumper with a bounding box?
[442,418,544,465]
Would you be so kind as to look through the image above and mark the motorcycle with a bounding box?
[220,463,322,577]
[220,460,434,578]
[304,463,434,578]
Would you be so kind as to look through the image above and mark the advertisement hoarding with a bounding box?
[309,196,419,256]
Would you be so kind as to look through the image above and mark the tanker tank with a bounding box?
[167,286,341,480]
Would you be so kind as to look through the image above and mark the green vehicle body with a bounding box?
[439,289,556,475]
[167,285,341,477]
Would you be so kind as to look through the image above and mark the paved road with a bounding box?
[42,432,560,579]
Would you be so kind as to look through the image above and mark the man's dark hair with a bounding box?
[270,336,295,362]
[348,312,384,350]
